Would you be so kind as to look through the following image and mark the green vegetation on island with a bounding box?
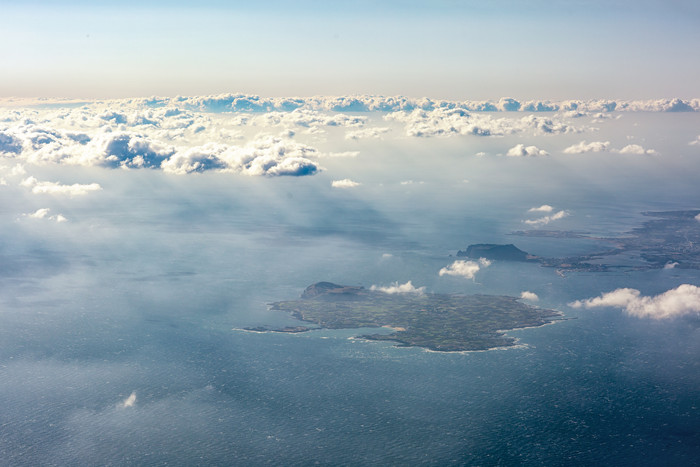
[259,282,563,352]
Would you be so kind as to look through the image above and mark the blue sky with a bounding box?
[2,0,699,99]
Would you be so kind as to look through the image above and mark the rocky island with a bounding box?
[256,282,563,352]
[457,243,537,262]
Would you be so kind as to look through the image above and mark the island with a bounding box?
[252,282,564,352]
[457,243,537,262]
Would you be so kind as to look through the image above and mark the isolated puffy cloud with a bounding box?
[520,291,539,301]
[569,284,700,319]
[563,140,611,154]
[120,392,137,409]
[370,281,425,295]
[524,209,568,226]
[439,258,491,279]
[23,208,67,222]
[528,205,554,212]
[21,176,102,196]
[689,136,700,146]
[331,179,361,188]
[506,144,549,157]
[616,144,658,155]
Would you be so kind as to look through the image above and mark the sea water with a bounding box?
[1,114,699,465]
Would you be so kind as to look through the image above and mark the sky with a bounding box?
[3,0,700,100]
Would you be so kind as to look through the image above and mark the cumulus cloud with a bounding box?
[386,108,578,138]
[439,258,491,280]
[331,179,361,188]
[370,281,425,295]
[563,140,611,154]
[21,176,102,196]
[528,204,554,213]
[664,262,678,269]
[689,136,700,146]
[569,284,700,319]
[524,209,569,226]
[23,208,67,222]
[520,291,539,301]
[616,144,658,155]
[174,136,320,177]
[695,213,700,222]
[506,144,549,157]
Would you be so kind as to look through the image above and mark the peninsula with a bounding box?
[258,282,563,352]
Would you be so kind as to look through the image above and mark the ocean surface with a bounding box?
[1,110,699,465]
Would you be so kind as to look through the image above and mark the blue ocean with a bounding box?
[1,109,699,466]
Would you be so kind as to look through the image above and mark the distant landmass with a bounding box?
[508,210,700,271]
[457,243,536,262]
[252,283,563,352]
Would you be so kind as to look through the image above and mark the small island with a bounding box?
[255,282,563,352]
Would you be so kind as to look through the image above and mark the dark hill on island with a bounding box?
[457,244,536,262]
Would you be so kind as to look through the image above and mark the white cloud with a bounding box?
[120,391,137,408]
[386,108,578,138]
[23,208,67,222]
[475,151,487,157]
[331,179,361,188]
[370,281,425,295]
[528,204,554,213]
[506,144,549,157]
[569,284,700,319]
[563,140,611,154]
[216,136,320,177]
[26,208,50,219]
[21,176,102,197]
[664,262,678,269]
[345,127,390,140]
[689,136,700,146]
[520,291,539,301]
[616,144,658,155]
[400,180,424,185]
[439,258,491,280]
[524,210,569,226]
[695,213,700,222]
